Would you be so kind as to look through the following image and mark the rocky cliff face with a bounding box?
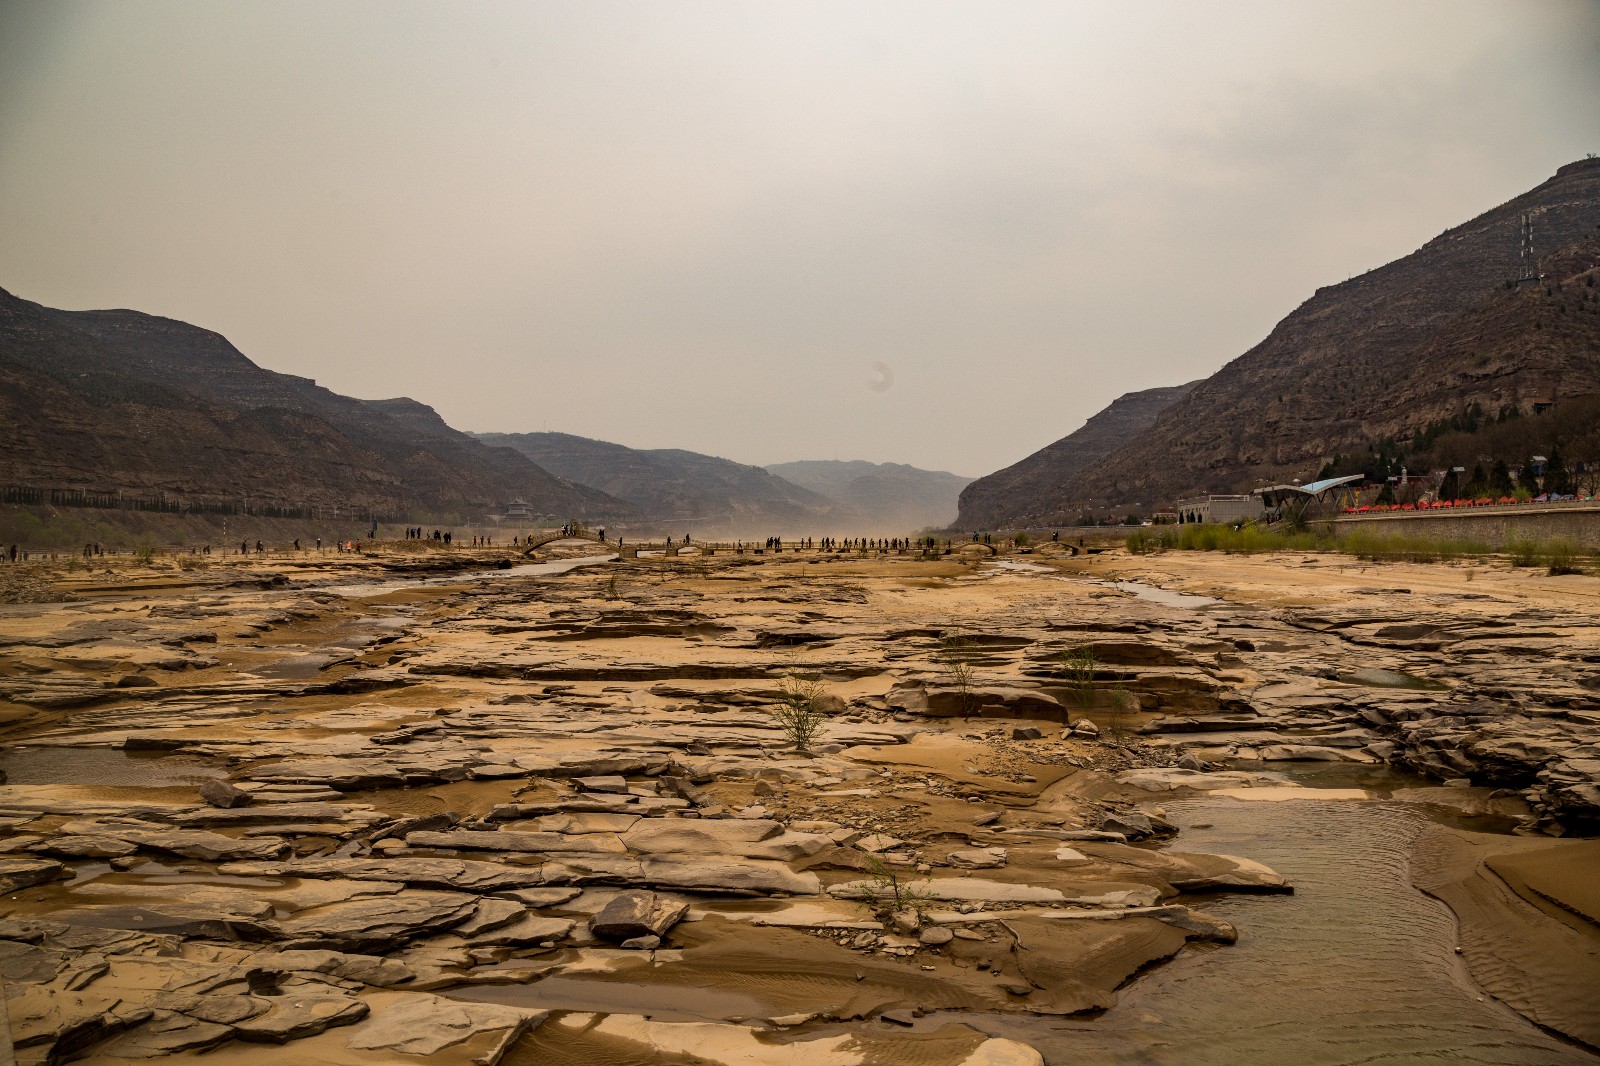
[474,431,838,534]
[960,159,1600,525]
[956,382,1199,529]
[0,288,626,521]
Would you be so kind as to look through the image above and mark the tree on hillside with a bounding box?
[1463,463,1489,498]
[1438,467,1461,502]
[1490,460,1515,496]
[1545,447,1574,495]
[1518,458,1543,495]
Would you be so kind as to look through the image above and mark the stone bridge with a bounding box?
[521,533,966,560]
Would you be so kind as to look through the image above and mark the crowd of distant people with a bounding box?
[2,526,1006,565]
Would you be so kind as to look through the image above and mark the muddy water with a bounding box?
[0,746,225,786]
[944,788,1592,1065]
[315,553,618,597]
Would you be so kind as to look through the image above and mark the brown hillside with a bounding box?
[962,159,1600,525]
[0,288,627,522]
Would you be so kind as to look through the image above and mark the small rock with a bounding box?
[971,811,1001,826]
[590,890,688,941]
[199,779,254,809]
[919,926,954,946]
[1011,726,1043,741]
[573,776,629,794]
[1001,982,1033,996]
[881,1009,917,1026]
[1176,753,1205,772]
[620,934,662,950]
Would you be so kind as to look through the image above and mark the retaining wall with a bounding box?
[1325,504,1600,549]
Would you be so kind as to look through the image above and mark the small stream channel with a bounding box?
[941,766,1593,1065]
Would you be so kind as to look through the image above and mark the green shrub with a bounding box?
[1544,539,1585,576]
[770,674,831,751]
[1056,645,1097,708]
[1506,538,1540,567]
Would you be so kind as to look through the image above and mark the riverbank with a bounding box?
[0,545,1594,1063]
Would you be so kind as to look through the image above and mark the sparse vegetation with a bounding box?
[937,631,980,718]
[1507,538,1541,567]
[1056,644,1097,708]
[770,673,831,752]
[853,847,934,921]
[1544,539,1585,575]
[1104,687,1138,745]
[1125,521,1600,574]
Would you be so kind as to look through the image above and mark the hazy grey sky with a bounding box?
[3,2,1598,476]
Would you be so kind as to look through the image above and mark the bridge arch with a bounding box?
[520,529,610,555]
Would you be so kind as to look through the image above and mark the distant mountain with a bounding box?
[0,287,626,522]
[958,158,1600,525]
[766,460,974,533]
[473,431,838,534]
[956,383,1199,529]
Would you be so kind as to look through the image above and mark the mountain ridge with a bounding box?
[0,287,627,522]
[957,158,1600,526]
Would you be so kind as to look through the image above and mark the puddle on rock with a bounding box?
[451,976,772,1024]
[0,746,226,787]
[1337,667,1447,690]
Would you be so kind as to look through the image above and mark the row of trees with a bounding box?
[1320,395,1600,503]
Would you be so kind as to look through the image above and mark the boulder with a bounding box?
[0,857,67,893]
[620,819,825,861]
[947,848,1008,870]
[233,994,369,1043]
[199,779,253,808]
[96,1012,234,1056]
[6,988,153,1062]
[573,775,630,793]
[590,890,689,941]
[345,995,548,1063]
[29,835,137,859]
[278,890,480,951]
[248,949,414,987]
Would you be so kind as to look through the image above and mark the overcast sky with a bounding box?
[2,2,1598,476]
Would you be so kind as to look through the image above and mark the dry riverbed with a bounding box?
[0,543,1595,1064]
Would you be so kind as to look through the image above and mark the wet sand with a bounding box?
[0,542,1595,1063]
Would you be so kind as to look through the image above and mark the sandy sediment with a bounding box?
[0,541,1594,1062]
[1411,827,1600,1051]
